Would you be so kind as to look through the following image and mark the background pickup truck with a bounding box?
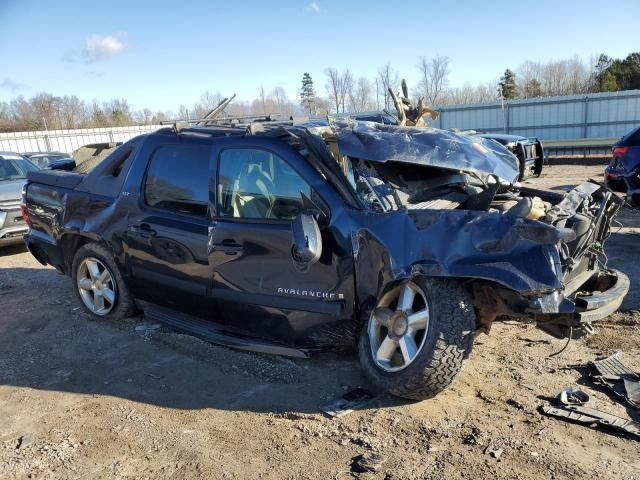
[477,133,545,180]
[21,120,628,400]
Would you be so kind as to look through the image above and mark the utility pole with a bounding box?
[498,86,506,133]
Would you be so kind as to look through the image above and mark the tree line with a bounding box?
[1,51,637,132]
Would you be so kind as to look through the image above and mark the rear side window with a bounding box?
[144,144,210,217]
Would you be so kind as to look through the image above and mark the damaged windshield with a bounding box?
[343,155,497,212]
[334,121,520,184]
[302,120,520,213]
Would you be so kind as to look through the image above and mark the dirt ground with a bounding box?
[1,164,639,480]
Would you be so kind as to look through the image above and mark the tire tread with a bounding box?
[358,278,475,400]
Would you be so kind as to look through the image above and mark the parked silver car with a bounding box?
[0,152,39,246]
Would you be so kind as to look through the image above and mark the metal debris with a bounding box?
[590,353,640,410]
[354,452,388,473]
[540,387,640,440]
[541,404,640,440]
[484,445,504,460]
[319,388,374,418]
[558,388,590,406]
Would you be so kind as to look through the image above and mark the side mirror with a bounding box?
[46,158,76,171]
[292,212,322,265]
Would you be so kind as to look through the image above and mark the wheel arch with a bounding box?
[60,232,108,275]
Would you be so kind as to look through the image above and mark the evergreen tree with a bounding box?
[599,70,619,92]
[522,79,542,98]
[593,52,640,91]
[299,73,316,114]
[499,69,518,99]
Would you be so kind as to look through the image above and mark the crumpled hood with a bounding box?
[0,179,25,203]
[334,121,520,184]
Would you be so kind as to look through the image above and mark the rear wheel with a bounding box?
[72,243,136,320]
[358,278,475,400]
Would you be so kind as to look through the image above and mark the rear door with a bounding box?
[208,137,353,346]
[125,137,215,319]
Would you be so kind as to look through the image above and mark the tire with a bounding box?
[71,243,137,320]
[518,157,526,181]
[358,277,475,400]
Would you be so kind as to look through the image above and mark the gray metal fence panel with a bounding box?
[434,90,640,141]
[0,125,161,155]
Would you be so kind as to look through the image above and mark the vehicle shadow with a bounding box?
[0,243,27,257]
[549,184,578,192]
[0,266,404,415]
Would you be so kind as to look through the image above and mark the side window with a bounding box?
[218,148,311,220]
[144,144,210,217]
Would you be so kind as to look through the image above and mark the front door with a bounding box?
[209,139,353,347]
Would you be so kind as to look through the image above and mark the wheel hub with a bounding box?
[389,312,409,339]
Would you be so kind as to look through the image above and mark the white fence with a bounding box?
[0,125,161,155]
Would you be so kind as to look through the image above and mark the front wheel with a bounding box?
[358,278,476,400]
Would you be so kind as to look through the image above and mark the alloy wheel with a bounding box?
[77,257,116,315]
[368,281,430,372]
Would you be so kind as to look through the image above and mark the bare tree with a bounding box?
[338,70,353,113]
[30,93,61,129]
[178,105,190,120]
[377,64,399,109]
[350,77,374,112]
[102,98,132,126]
[192,90,224,118]
[258,85,266,114]
[417,56,451,106]
[325,68,341,113]
[59,95,87,128]
[270,86,288,115]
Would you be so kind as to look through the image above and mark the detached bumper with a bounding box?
[574,269,630,323]
[534,269,629,338]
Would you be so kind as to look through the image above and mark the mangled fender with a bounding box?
[350,208,567,320]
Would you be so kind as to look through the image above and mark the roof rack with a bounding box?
[161,114,314,134]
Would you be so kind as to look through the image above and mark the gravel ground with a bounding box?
[1,163,639,480]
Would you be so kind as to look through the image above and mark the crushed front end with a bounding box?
[308,121,628,339]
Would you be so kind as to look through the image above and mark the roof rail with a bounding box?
[160,114,314,134]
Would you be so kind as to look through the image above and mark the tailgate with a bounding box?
[27,170,84,189]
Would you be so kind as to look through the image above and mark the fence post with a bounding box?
[43,133,51,152]
[108,129,115,143]
[583,96,589,139]
[505,103,510,134]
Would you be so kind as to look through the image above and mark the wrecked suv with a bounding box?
[22,120,628,400]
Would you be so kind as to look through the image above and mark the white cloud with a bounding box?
[82,34,127,62]
[306,2,321,14]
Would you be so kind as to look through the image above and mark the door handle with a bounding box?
[213,239,244,255]
[130,223,157,238]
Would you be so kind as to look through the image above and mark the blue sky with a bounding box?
[1,0,639,112]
